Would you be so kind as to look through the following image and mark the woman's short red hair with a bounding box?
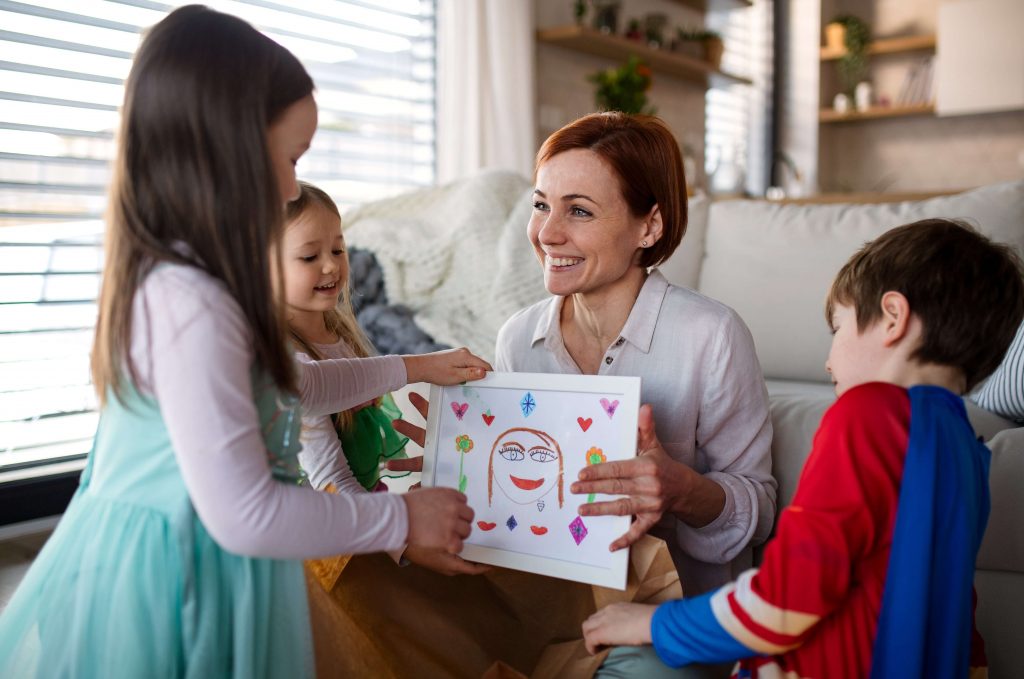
[535,112,687,269]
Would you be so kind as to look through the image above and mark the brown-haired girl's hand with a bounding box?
[401,486,474,555]
[403,544,491,576]
[401,348,491,386]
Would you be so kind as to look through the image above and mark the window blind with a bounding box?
[0,0,437,481]
[704,0,773,197]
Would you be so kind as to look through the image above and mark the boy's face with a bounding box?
[826,303,891,397]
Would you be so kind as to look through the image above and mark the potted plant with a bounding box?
[830,14,871,97]
[673,27,704,59]
[588,56,655,115]
[701,29,724,69]
[573,0,587,26]
[590,0,621,34]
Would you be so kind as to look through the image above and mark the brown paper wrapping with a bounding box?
[305,534,681,679]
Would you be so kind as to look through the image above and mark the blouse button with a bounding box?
[615,337,625,346]
[605,356,613,365]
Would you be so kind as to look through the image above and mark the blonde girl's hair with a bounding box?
[285,181,374,431]
[91,6,313,404]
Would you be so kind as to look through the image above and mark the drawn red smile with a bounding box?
[509,475,544,491]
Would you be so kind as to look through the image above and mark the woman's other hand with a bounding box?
[402,348,491,386]
[387,390,429,476]
[571,404,726,551]
[582,603,657,655]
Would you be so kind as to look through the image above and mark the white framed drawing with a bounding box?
[421,371,641,590]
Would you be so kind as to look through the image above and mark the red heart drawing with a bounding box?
[477,521,497,531]
[577,417,592,432]
[530,526,548,535]
[482,412,495,426]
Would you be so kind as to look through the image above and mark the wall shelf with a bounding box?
[820,34,936,61]
[666,0,753,10]
[537,25,751,86]
[819,103,935,123]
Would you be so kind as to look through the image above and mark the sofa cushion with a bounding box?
[654,192,709,291]
[698,180,1024,383]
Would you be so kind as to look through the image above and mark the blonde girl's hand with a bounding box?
[403,545,491,576]
[401,486,474,555]
[582,603,658,655]
[401,348,492,386]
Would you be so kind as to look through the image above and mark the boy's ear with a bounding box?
[879,291,912,346]
[640,204,664,248]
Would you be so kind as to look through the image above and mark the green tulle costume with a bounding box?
[334,393,410,491]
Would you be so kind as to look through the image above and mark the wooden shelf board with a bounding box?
[665,0,753,10]
[820,34,936,61]
[537,25,751,86]
[819,103,935,123]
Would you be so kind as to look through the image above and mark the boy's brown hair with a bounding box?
[826,218,1024,391]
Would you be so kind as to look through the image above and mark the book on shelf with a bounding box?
[896,57,934,106]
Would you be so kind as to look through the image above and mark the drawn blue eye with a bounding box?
[529,447,557,463]
[499,445,524,461]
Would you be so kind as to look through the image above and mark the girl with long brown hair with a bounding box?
[0,7,488,677]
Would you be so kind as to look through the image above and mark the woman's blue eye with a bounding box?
[571,206,591,217]
[532,201,549,211]
[499,445,524,461]
[529,448,557,463]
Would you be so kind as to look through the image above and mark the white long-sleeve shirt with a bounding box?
[495,269,776,596]
[129,263,409,559]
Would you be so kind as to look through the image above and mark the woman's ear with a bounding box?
[879,291,912,346]
[640,205,664,249]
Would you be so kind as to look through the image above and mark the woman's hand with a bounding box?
[386,390,430,476]
[571,405,726,551]
[402,348,491,386]
[582,603,657,655]
[403,544,491,576]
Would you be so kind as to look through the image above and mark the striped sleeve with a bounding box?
[972,322,1024,423]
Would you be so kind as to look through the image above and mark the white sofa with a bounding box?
[657,180,1024,675]
[356,175,1024,675]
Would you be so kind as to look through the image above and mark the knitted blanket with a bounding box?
[343,170,548,363]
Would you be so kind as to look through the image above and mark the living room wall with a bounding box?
[816,0,1024,193]
[533,0,708,179]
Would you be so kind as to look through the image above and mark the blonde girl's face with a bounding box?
[281,203,349,318]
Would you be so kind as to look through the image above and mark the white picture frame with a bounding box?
[421,371,641,590]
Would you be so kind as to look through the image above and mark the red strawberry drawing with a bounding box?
[482,412,495,426]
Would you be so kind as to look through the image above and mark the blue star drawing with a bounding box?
[520,392,536,417]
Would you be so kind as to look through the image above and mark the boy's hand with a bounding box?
[403,545,491,576]
[402,487,474,555]
[582,603,657,655]
[402,348,491,386]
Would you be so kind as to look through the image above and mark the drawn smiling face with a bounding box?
[488,427,563,508]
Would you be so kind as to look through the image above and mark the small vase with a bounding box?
[590,0,620,34]
[854,81,872,111]
[833,92,850,113]
[825,22,845,52]
[703,38,724,69]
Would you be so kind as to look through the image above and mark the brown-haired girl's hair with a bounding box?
[92,5,313,403]
[535,112,688,269]
[285,181,374,431]
[826,218,1024,391]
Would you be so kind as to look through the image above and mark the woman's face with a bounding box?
[528,149,651,298]
[491,428,561,505]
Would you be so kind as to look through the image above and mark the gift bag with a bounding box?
[305,535,682,679]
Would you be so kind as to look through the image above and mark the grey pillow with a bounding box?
[972,323,1024,423]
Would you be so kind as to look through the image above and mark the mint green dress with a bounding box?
[0,373,313,678]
